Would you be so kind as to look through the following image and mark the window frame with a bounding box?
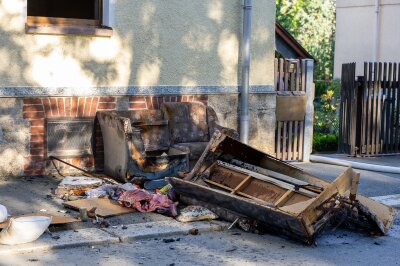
[25,0,113,37]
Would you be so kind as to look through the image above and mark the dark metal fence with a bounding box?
[339,62,400,156]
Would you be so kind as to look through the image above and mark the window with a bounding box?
[26,0,113,37]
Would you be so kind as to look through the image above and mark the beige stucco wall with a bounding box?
[334,0,400,78]
[0,0,275,88]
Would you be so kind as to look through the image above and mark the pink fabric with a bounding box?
[118,189,175,213]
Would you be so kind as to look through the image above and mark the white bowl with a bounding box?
[0,216,52,245]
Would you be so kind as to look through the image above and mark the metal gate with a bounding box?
[339,62,400,156]
[274,59,312,161]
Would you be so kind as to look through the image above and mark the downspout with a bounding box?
[240,0,252,144]
[372,0,380,63]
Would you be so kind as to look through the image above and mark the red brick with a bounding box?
[58,98,65,117]
[31,142,45,149]
[71,97,78,117]
[145,97,153,110]
[90,97,99,117]
[30,134,45,142]
[129,96,145,102]
[157,97,164,108]
[84,97,92,117]
[99,97,116,103]
[97,102,116,110]
[31,126,45,134]
[50,98,59,116]
[23,105,44,112]
[24,169,45,176]
[23,98,42,105]
[77,97,85,117]
[23,111,45,119]
[65,97,71,117]
[30,120,45,127]
[26,156,46,164]
[129,102,147,109]
[30,149,45,156]
[43,98,52,117]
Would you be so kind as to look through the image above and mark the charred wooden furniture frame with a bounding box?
[96,102,237,184]
[340,62,400,156]
[168,132,396,244]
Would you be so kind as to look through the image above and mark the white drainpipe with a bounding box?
[372,0,380,63]
[240,0,252,144]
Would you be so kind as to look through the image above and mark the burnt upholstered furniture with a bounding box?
[96,102,237,185]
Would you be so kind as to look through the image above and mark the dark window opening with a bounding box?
[26,0,113,37]
[27,0,100,24]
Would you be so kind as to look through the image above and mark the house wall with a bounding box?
[334,0,400,78]
[0,0,276,177]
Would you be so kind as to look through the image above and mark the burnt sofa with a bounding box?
[96,101,237,186]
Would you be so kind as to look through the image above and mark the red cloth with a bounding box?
[118,189,175,213]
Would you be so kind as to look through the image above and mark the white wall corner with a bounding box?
[103,0,115,27]
[22,0,27,24]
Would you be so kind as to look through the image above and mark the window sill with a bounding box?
[25,24,113,37]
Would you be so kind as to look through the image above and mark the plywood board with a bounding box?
[0,214,80,229]
[63,198,135,217]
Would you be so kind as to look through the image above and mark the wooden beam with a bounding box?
[231,175,253,195]
[217,161,318,197]
[275,190,295,207]
[204,179,233,192]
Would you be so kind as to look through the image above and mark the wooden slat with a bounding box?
[360,62,368,154]
[231,175,253,194]
[275,58,279,90]
[284,60,289,91]
[293,121,299,160]
[288,121,293,160]
[366,63,373,155]
[390,63,396,153]
[204,178,233,192]
[376,62,382,153]
[275,190,295,207]
[282,122,287,160]
[298,121,304,161]
[383,63,388,153]
[27,16,99,26]
[372,62,379,154]
[276,121,282,160]
[395,63,400,152]
[301,60,306,92]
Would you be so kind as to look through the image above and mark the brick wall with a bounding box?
[22,95,208,176]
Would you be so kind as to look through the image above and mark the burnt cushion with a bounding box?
[161,102,209,143]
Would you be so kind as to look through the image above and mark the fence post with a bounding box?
[303,59,314,162]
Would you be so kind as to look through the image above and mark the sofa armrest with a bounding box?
[206,106,239,140]
[213,124,239,140]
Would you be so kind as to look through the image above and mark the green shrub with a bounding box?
[313,133,338,152]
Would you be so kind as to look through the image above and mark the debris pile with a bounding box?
[0,128,397,246]
[167,132,397,244]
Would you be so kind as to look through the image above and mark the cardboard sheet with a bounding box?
[63,198,135,217]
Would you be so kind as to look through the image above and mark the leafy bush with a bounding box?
[314,79,341,134]
[313,133,338,152]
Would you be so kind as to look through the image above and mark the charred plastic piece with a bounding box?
[97,110,189,184]
[167,132,397,244]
